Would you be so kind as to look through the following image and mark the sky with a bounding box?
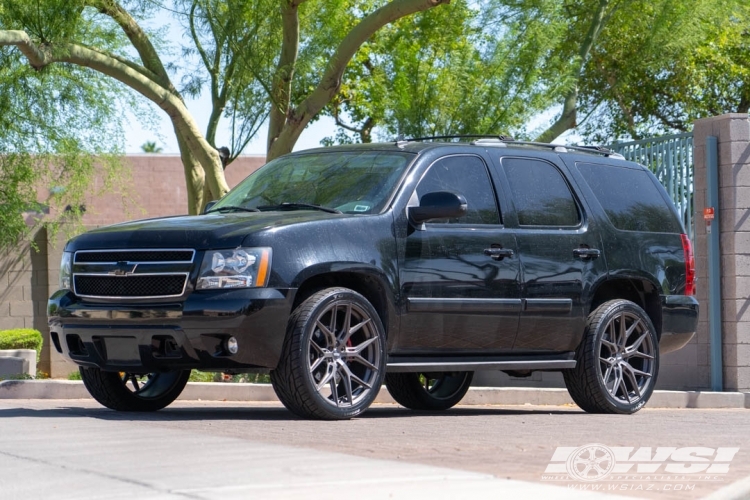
[123,93,339,156]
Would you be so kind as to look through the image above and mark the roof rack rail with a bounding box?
[394,135,625,159]
[400,134,515,143]
[492,140,625,159]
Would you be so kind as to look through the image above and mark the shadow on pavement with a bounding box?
[0,404,582,422]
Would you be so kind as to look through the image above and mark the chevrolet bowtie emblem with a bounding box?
[109,261,137,276]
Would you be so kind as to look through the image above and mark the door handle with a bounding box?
[573,248,601,260]
[484,248,514,260]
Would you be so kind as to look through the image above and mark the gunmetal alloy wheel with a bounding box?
[80,367,190,412]
[385,371,473,411]
[271,287,386,420]
[564,299,659,414]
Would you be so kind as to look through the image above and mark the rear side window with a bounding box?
[501,158,580,227]
[577,163,682,233]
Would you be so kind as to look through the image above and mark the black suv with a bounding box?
[48,137,698,420]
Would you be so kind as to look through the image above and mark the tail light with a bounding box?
[681,234,695,295]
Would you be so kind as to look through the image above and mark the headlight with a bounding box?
[59,252,72,290]
[196,247,272,290]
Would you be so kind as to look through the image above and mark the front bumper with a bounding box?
[660,294,699,354]
[48,287,295,372]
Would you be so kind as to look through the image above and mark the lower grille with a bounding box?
[74,275,187,298]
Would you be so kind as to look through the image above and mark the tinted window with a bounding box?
[502,158,580,226]
[577,163,683,233]
[416,156,500,225]
[213,151,414,214]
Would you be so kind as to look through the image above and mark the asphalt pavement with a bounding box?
[1,399,749,500]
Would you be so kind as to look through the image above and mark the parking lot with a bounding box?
[1,399,748,499]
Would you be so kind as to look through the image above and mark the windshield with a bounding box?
[211,150,415,214]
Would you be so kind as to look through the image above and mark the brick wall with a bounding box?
[0,155,265,377]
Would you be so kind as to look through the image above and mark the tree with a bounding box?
[141,141,163,153]
[0,10,131,249]
[0,0,451,219]
[321,1,565,143]
[264,0,451,160]
[576,0,750,142]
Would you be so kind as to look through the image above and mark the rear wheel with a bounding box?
[270,287,386,420]
[564,299,659,414]
[80,367,190,412]
[385,371,473,411]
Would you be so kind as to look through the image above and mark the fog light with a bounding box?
[226,336,239,354]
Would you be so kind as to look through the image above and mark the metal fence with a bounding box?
[610,132,694,238]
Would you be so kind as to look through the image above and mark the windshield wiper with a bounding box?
[256,202,342,214]
[208,205,260,213]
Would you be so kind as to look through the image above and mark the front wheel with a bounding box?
[270,287,386,420]
[80,367,190,412]
[564,299,659,414]
[385,372,473,411]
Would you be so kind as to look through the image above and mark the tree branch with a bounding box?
[534,0,609,143]
[87,0,174,90]
[268,0,449,159]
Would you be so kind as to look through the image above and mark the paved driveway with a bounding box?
[1,400,748,499]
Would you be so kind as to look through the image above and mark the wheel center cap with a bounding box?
[333,351,342,360]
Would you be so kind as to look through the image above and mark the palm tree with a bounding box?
[141,141,163,153]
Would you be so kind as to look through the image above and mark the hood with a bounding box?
[66,211,342,251]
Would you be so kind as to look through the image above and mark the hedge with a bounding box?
[0,329,43,361]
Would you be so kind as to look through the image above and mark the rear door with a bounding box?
[488,153,607,353]
[398,153,521,353]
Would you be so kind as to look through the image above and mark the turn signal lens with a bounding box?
[681,234,695,295]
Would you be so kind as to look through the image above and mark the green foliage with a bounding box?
[0,1,139,249]
[189,370,270,383]
[0,329,43,361]
[577,0,750,142]
[68,370,83,380]
[141,141,163,153]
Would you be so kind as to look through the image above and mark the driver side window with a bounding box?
[416,156,500,225]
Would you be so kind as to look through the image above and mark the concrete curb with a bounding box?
[1,380,749,409]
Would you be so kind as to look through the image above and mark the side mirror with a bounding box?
[409,191,467,224]
[203,200,218,214]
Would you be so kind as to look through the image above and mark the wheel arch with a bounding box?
[588,276,662,339]
[291,265,396,340]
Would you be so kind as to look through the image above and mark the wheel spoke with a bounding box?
[627,350,655,360]
[601,338,617,352]
[337,360,354,404]
[315,320,337,346]
[129,375,140,392]
[602,365,614,388]
[625,318,641,339]
[625,332,649,354]
[310,355,327,373]
[623,365,642,398]
[618,313,628,348]
[347,352,377,371]
[329,373,339,407]
[618,374,631,403]
[315,367,335,391]
[328,304,338,336]
[339,304,353,342]
[623,362,652,379]
[351,336,378,354]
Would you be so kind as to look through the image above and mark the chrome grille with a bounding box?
[75,249,195,263]
[72,248,194,299]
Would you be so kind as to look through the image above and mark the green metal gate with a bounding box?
[610,132,694,238]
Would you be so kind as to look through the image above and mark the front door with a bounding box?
[398,154,521,353]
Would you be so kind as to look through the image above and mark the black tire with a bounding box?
[80,367,190,412]
[564,299,659,414]
[270,287,386,420]
[385,371,473,411]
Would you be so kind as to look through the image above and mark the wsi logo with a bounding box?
[544,444,740,482]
